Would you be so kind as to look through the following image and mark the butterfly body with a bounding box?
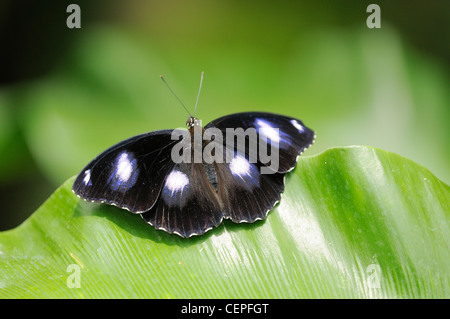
[73,112,315,238]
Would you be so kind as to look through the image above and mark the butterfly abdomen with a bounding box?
[203,162,219,193]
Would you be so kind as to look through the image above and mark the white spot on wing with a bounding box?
[117,153,133,182]
[256,119,280,143]
[107,151,139,191]
[166,170,189,193]
[290,119,305,133]
[230,155,250,177]
[83,169,91,185]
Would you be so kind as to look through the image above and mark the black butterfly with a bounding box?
[73,111,315,238]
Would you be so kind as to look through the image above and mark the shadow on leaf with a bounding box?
[72,199,268,247]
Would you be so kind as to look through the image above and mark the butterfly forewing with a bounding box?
[73,130,177,213]
[205,112,315,173]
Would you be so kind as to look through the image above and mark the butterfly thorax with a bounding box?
[185,115,218,192]
[187,116,206,147]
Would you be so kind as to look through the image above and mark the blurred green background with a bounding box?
[0,0,448,230]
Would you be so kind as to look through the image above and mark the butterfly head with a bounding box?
[186,116,202,128]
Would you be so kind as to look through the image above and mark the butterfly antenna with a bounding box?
[160,75,192,116]
[193,71,204,117]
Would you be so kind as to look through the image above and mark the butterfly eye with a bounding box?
[186,116,197,128]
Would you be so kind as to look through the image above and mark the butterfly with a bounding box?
[73,75,315,238]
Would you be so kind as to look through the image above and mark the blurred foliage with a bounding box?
[0,0,449,230]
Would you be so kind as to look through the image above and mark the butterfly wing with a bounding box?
[214,147,285,223]
[73,130,178,213]
[204,112,315,173]
[204,112,315,223]
[141,162,224,238]
[74,112,315,237]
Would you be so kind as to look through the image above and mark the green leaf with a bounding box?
[0,146,448,298]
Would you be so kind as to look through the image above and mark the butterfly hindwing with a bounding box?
[73,130,177,213]
[141,162,224,238]
[214,148,285,223]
